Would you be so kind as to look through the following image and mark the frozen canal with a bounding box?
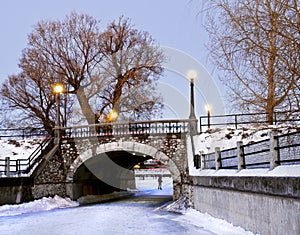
[0,177,254,235]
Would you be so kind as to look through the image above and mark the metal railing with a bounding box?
[203,152,215,169]
[275,131,300,165]
[199,112,300,133]
[0,127,48,139]
[198,130,300,170]
[0,136,54,176]
[220,147,237,169]
[242,139,270,169]
[60,119,191,138]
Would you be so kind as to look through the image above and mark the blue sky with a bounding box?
[0,0,225,118]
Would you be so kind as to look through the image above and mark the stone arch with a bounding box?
[67,141,181,183]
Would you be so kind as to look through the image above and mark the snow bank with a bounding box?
[0,195,79,217]
[158,196,254,234]
[182,208,255,235]
[158,196,189,214]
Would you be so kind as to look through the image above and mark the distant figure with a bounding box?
[158,175,163,190]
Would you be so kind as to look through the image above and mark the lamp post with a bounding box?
[205,104,211,130]
[187,70,197,134]
[53,83,64,142]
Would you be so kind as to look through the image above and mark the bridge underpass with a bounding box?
[73,151,172,199]
[72,150,154,199]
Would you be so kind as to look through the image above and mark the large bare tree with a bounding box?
[83,17,164,123]
[203,0,300,124]
[1,13,164,132]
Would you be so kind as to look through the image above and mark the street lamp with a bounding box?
[205,104,211,130]
[53,83,64,140]
[107,109,119,122]
[53,83,64,95]
[187,70,197,120]
[187,70,197,135]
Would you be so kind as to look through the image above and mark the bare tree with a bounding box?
[1,13,164,131]
[19,12,104,125]
[1,72,55,133]
[1,68,74,133]
[92,17,164,122]
[203,0,300,124]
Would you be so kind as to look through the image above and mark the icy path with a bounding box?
[0,196,253,235]
[0,177,254,235]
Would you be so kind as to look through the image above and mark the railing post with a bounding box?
[200,151,205,170]
[235,115,238,129]
[237,141,245,171]
[215,147,222,170]
[270,130,279,170]
[16,159,20,173]
[5,157,10,177]
[199,117,202,133]
[17,160,22,175]
[194,154,200,169]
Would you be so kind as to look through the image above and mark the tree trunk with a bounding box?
[76,86,96,124]
[266,24,276,126]
[266,104,274,125]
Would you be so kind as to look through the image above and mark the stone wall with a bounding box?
[0,178,33,205]
[32,151,67,199]
[31,183,67,199]
[191,176,300,235]
[65,134,188,174]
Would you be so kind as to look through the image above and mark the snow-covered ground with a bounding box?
[0,138,42,160]
[0,177,255,235]
[0,195,79,217]
[196,125,299,153]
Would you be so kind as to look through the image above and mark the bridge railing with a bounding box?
[60,119,191,138]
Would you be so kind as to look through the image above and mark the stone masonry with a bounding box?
[32,132,191,200]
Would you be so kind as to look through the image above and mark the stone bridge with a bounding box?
[31,119,196,200]
[1,118,299,234]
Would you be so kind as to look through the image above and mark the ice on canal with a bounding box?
[0,176,254,235]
